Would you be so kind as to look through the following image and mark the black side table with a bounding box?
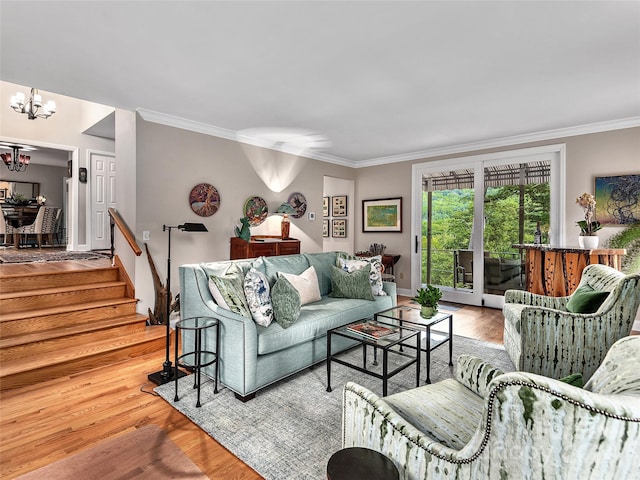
[327,447,399,480]
[174,316,219,407]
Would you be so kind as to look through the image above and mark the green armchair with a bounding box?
[342,336,640,480]
[503,263,640,381]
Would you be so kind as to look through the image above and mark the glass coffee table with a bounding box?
[375,305,453,383]
[326,319,420,397]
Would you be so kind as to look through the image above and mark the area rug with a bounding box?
[155,335,514,480]
[0,248,111,264]
[16,424,209,480]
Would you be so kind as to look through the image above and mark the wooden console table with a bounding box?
[230,236,300,260]
[513,244,626,297]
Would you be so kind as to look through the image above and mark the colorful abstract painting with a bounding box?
[362,197,402,232]
[594,174,640,225]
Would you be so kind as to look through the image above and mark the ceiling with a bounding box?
[1,1,639,166]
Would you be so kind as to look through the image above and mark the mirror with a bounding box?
[0,181,40,202]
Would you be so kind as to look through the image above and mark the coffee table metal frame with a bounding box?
[375,305,453,383]
[174,316,219,408]
[326,319,421,397]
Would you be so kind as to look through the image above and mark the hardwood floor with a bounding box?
[0,292,502,479]
[0,285,634,479]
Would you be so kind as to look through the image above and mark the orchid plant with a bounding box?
[576,192,602,236]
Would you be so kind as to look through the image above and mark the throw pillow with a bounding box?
[271,276,302,328]
[336,253,387,296]
[278,266,322,306]
[329,265,375,301]
[243,268,274,327]
[208,263,251,319]
[566,284,609,313]
[559,373,584,388]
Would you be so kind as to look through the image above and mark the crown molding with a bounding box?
[356,116,640,168]
[137,109,354,168]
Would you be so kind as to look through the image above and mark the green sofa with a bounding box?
[343,336,640,480]
[179,251,396,400]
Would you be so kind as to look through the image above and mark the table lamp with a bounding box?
[275,203,296,240]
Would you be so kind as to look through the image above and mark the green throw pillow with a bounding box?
[208,264,251,318]
[329,265,375,301]
[559,373,584,388]
[566,284,609,313]
[271,276,302,328]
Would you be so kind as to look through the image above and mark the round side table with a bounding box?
[327,447,399,480]
[174,316,219,408]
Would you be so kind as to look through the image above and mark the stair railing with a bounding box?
[108,208,142,262]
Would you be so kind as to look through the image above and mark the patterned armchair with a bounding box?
[342,336,640,480]
[503,264,640,381]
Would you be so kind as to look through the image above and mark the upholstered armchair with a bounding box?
[342,336,640,480]
[503,264,640,381]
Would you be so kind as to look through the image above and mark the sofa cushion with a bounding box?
[271,276,301,328]
[254,254,310,287]
[329,265,375,301]
[383,378,484,450]
[337,253,386,296]
[566,284,610,313]
[256,294,395,355]
[208,263,251,318]
[304,252,337,296]
[278,266,322,306]
[243,268,274,327]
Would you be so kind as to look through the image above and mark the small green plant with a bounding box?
[412,285,442,308]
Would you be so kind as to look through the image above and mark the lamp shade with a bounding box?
[178,223,208,232]
[275,203,296,215]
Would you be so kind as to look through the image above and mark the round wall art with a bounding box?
[244,196,269,226]
[189,183,220,217]
[288,192,307,218]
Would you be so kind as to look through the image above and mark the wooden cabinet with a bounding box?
[513,244,626,297]
[230,236,301,260]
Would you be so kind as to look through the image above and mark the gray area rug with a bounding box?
[155,335,514,480]
[0,248,110,263]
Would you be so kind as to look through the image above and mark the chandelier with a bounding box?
[10,88,56,120]
[1,145,31,172]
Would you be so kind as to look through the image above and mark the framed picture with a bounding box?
[322,196,329,217]
[0,189,6,200]
[79,167,88,183]
[332,219,347,238]
[362,197,402,232]
[332,195,347,217]
[595,174,640,225]
[322,219,329,237]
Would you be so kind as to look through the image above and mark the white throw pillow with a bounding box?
[278,266,322,306]
[338,255,387,296]
[243,268,274,327]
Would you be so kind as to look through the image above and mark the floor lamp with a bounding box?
[148,222,208,385]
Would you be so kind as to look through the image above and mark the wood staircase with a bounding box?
[0,258,166,391]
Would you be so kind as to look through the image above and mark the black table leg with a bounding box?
[174,326,180,402]
[214,321,220,394]
[326,331,332,392]
[415,331,421,388]
[425,326,431,384]
[448,314,454,366]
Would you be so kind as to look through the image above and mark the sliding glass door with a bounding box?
[412,145,564,308]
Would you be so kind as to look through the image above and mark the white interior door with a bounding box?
[90,151,116,250]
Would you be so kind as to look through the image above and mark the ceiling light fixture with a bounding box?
[10,87,56,120]
[0,145,31,172]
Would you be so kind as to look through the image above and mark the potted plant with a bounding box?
[576,192,602,248]
[412,285,442,318]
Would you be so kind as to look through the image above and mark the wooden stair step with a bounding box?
[0,267,120,294]
[0,298,138,337]
[0,282,127,313]
[0,314,149,361]
[0,327,167,391]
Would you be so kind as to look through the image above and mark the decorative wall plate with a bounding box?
[189,183,220,217]
[244,196,269,226]
[288,192,307,219]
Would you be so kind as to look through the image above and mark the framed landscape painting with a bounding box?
[594,174,640,225]
[362,197,402,232]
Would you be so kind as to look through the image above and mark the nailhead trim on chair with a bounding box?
[347,379,640,465]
